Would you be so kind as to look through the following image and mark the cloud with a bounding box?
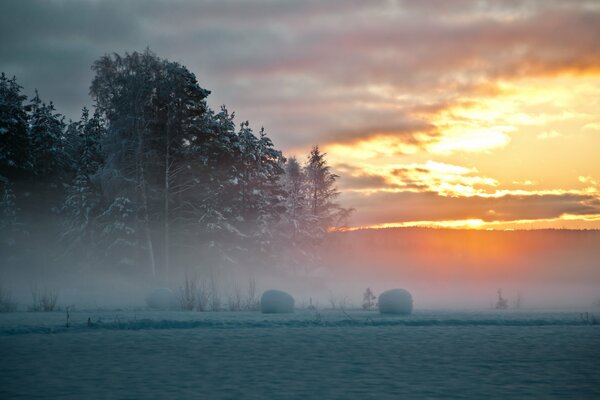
[338,174,395,191]
[537,130,561,139]
[582,122,600,132]
[343,190,600,227]
[2,0,599,146]
[2,0,599,228]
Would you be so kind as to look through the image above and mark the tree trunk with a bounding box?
[164,118,171,284]
[136,112,156,278]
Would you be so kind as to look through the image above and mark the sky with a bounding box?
[1,0,599,230]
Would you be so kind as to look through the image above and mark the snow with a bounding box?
[0,309,598,399]
[378,288,413,314]
[0,309,600,399]
[260,289,294,313]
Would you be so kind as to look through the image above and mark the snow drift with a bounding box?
[260,290,294,313]
[379,288,413,314]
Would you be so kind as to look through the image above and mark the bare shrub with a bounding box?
[208,275,221,311]
[178,274,197,311]
[338,296,350,310]
[328,295,337,310]
[228,284,242,311]
[196,280,210,312]
[244,278,259,311]
[328,293,349,310]
[30,285,59,312]
[0,286,17,312]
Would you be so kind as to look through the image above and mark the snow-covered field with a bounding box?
[1,309,599,399]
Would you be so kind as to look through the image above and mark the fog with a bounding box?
[2,226,599,312]
[322,228,600,309]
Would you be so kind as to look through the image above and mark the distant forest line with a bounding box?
[0,49,351,284]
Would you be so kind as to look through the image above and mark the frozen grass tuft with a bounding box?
[0,286,17,312]
[29,285,59,312]
[178,274,197,311]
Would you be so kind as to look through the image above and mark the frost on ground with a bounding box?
[0,310,599,399]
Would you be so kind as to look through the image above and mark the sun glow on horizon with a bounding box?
[334,213,600,232]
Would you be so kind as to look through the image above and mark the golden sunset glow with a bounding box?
[321,70,600,230]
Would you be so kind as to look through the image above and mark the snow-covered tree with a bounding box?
[275,148,352,269]
[304,145,351,234]
[228,123,285,254]
[97,196,136,270]
[91,49,212,279]
[0,181,25,249]
[28,91,66,177]
[65,108,105,175]
[60,171,100,256]
[0,73,30,179]
[1,51,354,280]
[57,108,106,268]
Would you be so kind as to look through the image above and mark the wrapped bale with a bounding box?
[260,290,295,314]
[378,288,413,314]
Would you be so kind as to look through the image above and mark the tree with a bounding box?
[1,51,354,281]
[362,288,377,310]
[229,123,285,255]
[283,157,304,232]
[28,91,66,178]
[0,181,26,249]
[275,147,352,270]
[57,108,107,270]
[90,49,212,280]
[66,108,105,176]
[97,196,137,271]
[0,73,30,180]
[277,156,310,267]
[304,145,352,238]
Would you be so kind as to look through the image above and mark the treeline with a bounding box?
[0,49,350,283]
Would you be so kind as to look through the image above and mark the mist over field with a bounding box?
[1,1,600,399]
[324,228,600,309]
[2,225,599,311]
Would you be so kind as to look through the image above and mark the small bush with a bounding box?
[196,280,210,311]
[208,277,221,311]
[0,286,17,312]
[228,285,242,311]
[29,286,59,312]
[178,275,197,311]
[244,278,260,311]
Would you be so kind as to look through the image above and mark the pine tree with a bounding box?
[63,108,106,176]
[304,145,351,235]
[58,107,108,269]
[28,91,66,177]
[0,181,26,249]
[61,170,100,251]
[277,156,311,267]
[362,288,377,310]
[231,123,285,239]
[97,196,137,270]
[0,73,30,179]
